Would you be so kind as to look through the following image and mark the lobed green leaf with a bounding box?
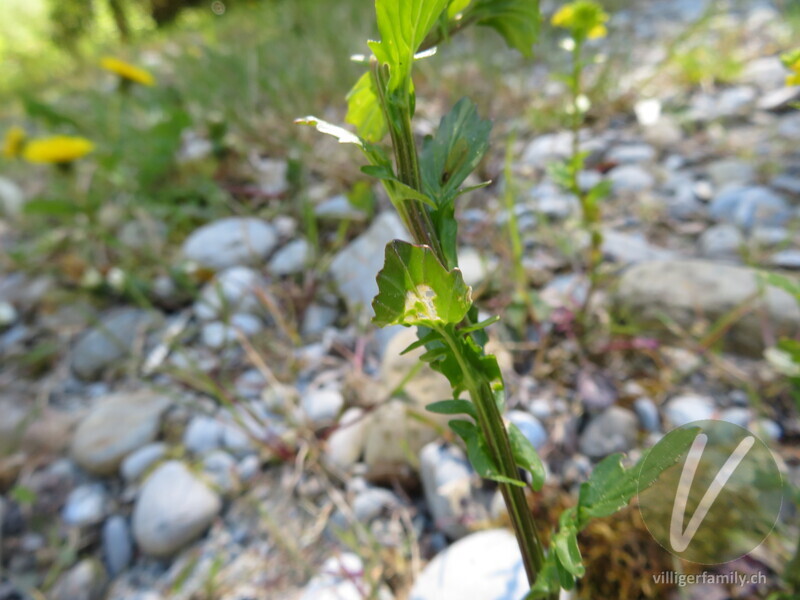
[421,97,492,205]
[372,240,472,328]
[577,426,699,528]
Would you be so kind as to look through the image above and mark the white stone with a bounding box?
[506,411,547,450]
[194,266,266,321]
[0,301,17,326]
[579,407,639,459]
[635,99,662,126]
[699,224,743,260]
[183,416,224,455]
[182,217,277,270]
[457,247,488,288]
[615,260,800,356]
[325,408,368,470]
[120,442,167,482]
[300,553,392,600]
[63,484,109,527]
[71,391,170,475]
[419,442,477,540]
[609,164,655,192]
[329,212,408,316]
[0,177,25,215]
[409,529,528,600]
[132,461,221,557]
[302,388,344,427]
[663,394,715,427]
[602,230,676,265]
[269,238,311,275]
[71,309,161,380]
[315,194,367,221]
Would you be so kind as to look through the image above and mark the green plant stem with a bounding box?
[569,38,601,323]
[437,324,548,586]
[375,61,550,591]
[372,63,445,262]
[504,135,539,326]
[570,40,583,173]
[787,534,800,592]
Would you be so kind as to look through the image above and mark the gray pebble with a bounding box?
[63,484,109,527]
[102,515,133,576]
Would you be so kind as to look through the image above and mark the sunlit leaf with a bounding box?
[448,0,473,18]
[368,0,450,92]
[295,116,363,147]
[372,240,471,328]
[346,71,387,143]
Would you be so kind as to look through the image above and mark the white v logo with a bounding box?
[669,433,755,553]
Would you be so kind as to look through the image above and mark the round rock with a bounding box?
[579,406,638,459]
[268,238,311,276]
[71,309,162,381]
[420,442,480,540]
[71,391,170,476]
[409,529,528,600]
[301,388,344,427]
[507,411,547,450]
[663,394,715,427]
[183,415,225,455]
[182,217,278,270]
[132,461,221,558]
[102,515,133,576]
[62,483,109,527]
[50,558,108,600]
[120,442,168,482]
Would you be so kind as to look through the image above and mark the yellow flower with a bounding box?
[551,1,609,40]
[22,136,94,164]
[786,55,800,86]
[3,126,26,158]
[552,4,576,27]
[101,57,155,87]
[588,23,607,39]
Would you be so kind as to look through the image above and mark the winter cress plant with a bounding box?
[549,0,611,322]
[298,1,695,596]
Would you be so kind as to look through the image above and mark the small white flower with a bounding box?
[560,38,576,52]
[575,94,591,113]
[107,267,126,290]
[0,302,18,326]
[81,268,103,289]
[765,347,800,377]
